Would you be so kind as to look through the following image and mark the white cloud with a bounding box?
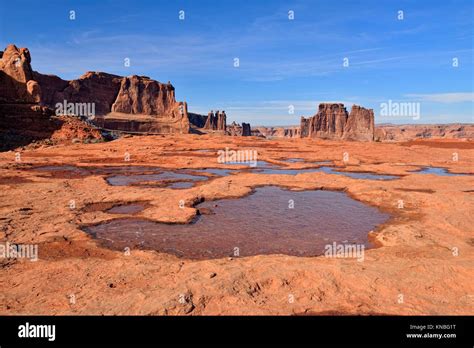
[405,92,474,103]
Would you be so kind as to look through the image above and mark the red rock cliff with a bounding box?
[300,103,374,141]
[4,44,191,134]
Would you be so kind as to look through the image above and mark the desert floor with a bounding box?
[0,135,473,315]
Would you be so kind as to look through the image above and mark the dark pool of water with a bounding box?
[251,166,398,180]
[253,167,324,175]
[196,168,235,176]
[33,165,165,177]
[224,160,277,168]
[84,186,389,260]
[409,167,472,176]
[106,171,208,186]
[167,181,196,189]
[107,203,146,214]
[32,165,235,187]
[315,167,399,180]
[311,161,333,165]
[284,158,305,163]
[283,159,333,165]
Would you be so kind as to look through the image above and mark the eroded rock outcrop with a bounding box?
[34,71,122,115]
[111,76,175,115]
[0,45,108,150]
[0,43,189,134]
[0,44,41,103]
[226,121,252,136]
[203,110,226,131]
[33,71,189,133]
[343,105,375,141]
[242,122,251,136]
[300,103,374,141]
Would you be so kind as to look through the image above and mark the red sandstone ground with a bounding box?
[0,135,473,315]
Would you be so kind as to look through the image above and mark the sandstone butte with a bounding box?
[0,44,473,315]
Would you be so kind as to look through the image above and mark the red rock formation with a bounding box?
[203,110,226,131]
[242,122,251,136]
[34,71,122,115]
[22,46,189,134]
[49,115,103,143]
[343,105,374,141]
[0,45,105,150]
[111,75,175,115]
[0,44,41,103]
[226,121,251,136]
[301,103,348,139]
[300,103,374,141]
[203,111,216,130]
[226,121,242,136]
[218,111,227,131]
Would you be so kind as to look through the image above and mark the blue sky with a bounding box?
[1,0,472,125]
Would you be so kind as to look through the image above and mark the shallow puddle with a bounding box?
[106,171,208,186]
[32,165,164,178]
[195,168,235,176]
[284,158,305,163]
[84,186,390,259]
[316,167,399,180]
[224,160,277,167]
[409,167,471,176]
[283,159,332,165]
[107,203,146,214]
[253,167,323,175]
[167,181,195,189]
[32,165,235,188]
[252,166,398,180]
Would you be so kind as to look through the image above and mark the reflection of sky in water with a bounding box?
[85,187,389,260]
[410,167,470,176]
[106,172,207,186]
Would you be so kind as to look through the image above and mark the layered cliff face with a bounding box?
[111,75,175,115]
[300,103,374,141]
[34,71,122,115]
[343,105,375,141]
[1,44,190,134]
[305,103,348,139]
[34,71,189,133]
